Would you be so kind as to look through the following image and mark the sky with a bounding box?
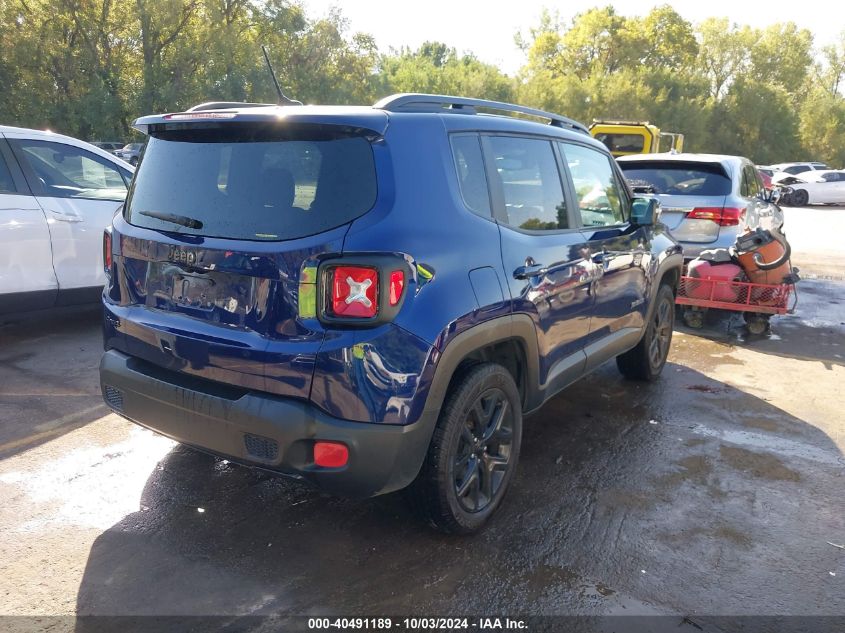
[303,0,845,75]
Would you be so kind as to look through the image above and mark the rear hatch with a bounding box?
[619,160,734,244]
[109,118,382,399]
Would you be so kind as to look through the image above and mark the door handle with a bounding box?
[513,263,547,280]
[47,209,83,223]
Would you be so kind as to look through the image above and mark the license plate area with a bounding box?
[172,273,217,310]
[143,261,260,325]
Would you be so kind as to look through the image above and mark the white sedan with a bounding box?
[0,125,134,314]
[782,170,845,206]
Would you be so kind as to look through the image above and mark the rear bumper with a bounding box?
[99,349,437,498]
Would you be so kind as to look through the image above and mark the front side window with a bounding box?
[450,134,490,215]
[560,143,626,227]
[126,123,378,241]
[12,139,127,201]
[488,136,568,231]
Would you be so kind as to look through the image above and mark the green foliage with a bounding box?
[799,89,845,168]
[378,42,514,102]
[519,7,845,166]
[0,0,388,138]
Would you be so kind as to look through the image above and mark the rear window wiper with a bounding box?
[138,210,203,229]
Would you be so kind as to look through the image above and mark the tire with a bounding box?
[617,284,675,381]
[792,189,809,206]
[744,313,770,336]
[682,307,705,329]
[410,363,522,534]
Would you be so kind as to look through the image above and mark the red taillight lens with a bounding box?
[103,229,112,273]
[389,270,404,306]
[314,441,348,468]
[331,266,378,318]
[687,207,745,227]
[719,207,745,226]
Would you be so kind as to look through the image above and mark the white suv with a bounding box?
[0,125,134,314]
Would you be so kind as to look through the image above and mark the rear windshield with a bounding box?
[619,161,732,196]
[125,123,377,241]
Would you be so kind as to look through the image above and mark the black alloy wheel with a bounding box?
[452,387,514,513]
[410,362,522,534]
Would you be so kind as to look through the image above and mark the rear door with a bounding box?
[7,135,131,296]
[109,121,382,399]
[0,138,58,312]
[560,142,648,362]
[485,134,595,390]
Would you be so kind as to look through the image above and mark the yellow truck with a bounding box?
[589,121,684,158]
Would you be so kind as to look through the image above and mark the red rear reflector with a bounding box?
[331,266,378,318]
[103,230,112,272]
[687,207,745,227]
[389,270,404,306]
[314,441,348,468]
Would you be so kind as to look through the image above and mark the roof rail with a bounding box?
[373,93,589,134]
[187,101,277,112]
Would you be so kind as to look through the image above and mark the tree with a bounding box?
[708,79,800,163]
[749,22,813,96]
[799,88,845,167]
[815,32,845,97]
[639,5,698,70]
[379,43,513,102]
[696,18,758,99]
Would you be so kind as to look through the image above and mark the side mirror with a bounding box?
[630,197,660,225]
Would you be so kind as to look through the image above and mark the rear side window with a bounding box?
[450,134,490,215]
[619,161,732,197]
[0,151,15,193]
[488,136,568,231]
[741,165,760,197]
[125,124,377,241]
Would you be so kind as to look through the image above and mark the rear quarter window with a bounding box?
[125,123,377,241]
[619,161,732,197]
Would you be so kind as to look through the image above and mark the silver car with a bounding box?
[617,153,783,260]
[115,142,143,166]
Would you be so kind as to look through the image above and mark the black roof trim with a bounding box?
[373,93,589,134]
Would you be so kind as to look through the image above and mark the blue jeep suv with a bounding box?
[99,94,682,533]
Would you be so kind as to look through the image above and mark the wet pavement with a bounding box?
[0,227,844,626]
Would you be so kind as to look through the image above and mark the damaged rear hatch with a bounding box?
[105,110,387,399]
